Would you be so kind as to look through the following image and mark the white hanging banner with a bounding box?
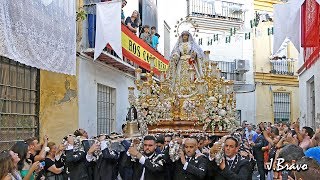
[287,2,301,53]
[0,0,76,75]
[273,0,320,53]
[94,1,122,60]
[273,4,290,54]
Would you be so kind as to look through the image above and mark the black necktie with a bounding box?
[186,157,191,162]
[227,160,233,166]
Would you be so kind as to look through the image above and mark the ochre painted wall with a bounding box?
[253,0,299,125]
[255,84,299,124]
[253,22,299,75]
[39,70,78,144]
[254,0,281,12]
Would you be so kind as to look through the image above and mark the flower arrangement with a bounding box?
[201,96,237,132]
[183,99,196,119]
[169,141,181,162]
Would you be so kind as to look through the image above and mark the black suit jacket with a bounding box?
[252,134,268,162]
[207,154,251,180]
[173,155,208,180]
[124,152,165,180]
[160,146,174,180]
[94,148,120,180]
[64,149,88,180]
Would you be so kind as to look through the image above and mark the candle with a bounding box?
[204,50,210,61]
[217,69,221,78]
[190,68,195,82]
[135,68,142,81]
[198,81,205,94]
[160,71,165,82]
[150,57,155,70]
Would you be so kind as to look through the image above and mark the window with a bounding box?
[273,92,291,123]
[97,84,115,135]
[308,77,315,129]
[0,56,39,151]
[216,61,245,81]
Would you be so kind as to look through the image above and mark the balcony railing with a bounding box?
[270,60,295,76]
[214,61,245,82]
[187,0,245,22]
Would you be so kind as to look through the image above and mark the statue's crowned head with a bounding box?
[170,31,205,60]
[181,31,190,42]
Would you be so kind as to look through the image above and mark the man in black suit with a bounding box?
[251,125,269,180]
[127,135,165,180]
[173,138,207,180]
[208,136,251,180]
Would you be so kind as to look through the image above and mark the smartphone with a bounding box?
[39,161,45,168]
[82,139,95,152]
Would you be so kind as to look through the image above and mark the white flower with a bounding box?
[224,119,230,124]
[205,118,211,123]
[218,109,227,117]
[208,96,217,102]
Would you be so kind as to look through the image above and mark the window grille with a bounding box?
[273,92,291,123]
[0,56,39,151]
[97,84,115,135]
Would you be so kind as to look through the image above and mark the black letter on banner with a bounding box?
[143,51,147,62]
[129,40,132,51]
[132,43,137,55]
[137,46,140,57]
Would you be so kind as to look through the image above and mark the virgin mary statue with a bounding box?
[166,31,205,96]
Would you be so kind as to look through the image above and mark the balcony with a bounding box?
[214,61,246,82]
[81,5,169,76]
[270,59,295,76]
[187,0,245,31]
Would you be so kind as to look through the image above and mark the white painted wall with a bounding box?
[299,59,320,129]
[78,57,136,136]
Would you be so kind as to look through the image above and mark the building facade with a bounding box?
[253,0,300,124]
[298,0,320,129]
[299,58,320,129]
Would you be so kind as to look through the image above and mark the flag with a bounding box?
[301,0,320,68]
[94,1,122,60]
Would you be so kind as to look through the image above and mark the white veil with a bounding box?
[169,31,205,60]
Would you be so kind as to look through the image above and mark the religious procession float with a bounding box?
[125,31,238,137]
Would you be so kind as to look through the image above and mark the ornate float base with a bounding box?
[147,119,229,136]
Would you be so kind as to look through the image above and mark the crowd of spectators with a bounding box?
[121,0,160,51]
[239,120,320,180]
[1,120,320,180]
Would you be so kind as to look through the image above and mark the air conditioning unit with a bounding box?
[235,59,249,72]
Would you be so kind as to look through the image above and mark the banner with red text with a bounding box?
[121,24,169,75]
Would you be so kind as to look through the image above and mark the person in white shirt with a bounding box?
[245,124,257,141]
[126,135,165,180]
[207,136,251,180]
